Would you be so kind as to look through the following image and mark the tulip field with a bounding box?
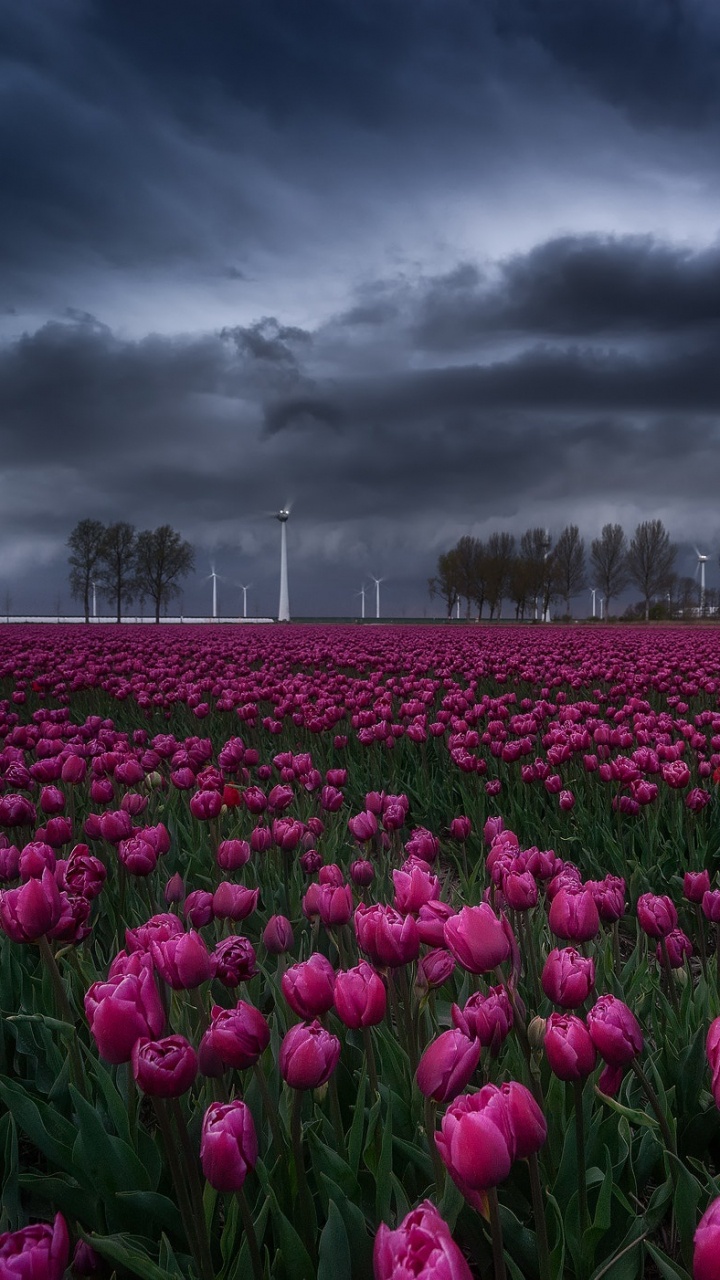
[4,623,720,1279]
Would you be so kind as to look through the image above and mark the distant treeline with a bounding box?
[68,520,194,623]
[428,521,703,621]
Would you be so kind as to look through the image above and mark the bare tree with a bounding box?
[553,525,586,615]
[485,532,515,619]
[627,519,677,621]
[590,524,629,617]
[429,548,461,618]
[97,522,137,623]
[520,528,554,619]
[135,526,195,623]
[68,519,107,624]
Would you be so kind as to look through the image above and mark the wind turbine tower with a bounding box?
[695,547,709,615]
[276,509,290,622]
[371,575,384,619]
[590,587,597,619]
[239,584,251,619]
[209,566,218,620]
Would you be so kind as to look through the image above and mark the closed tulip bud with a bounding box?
[189,789,223,821]
[417,947,456,992]
[637,892,677,939]
[527,1016,547,1051]
[85,961,165,1063]
[449,816,472,841]
[416,1029,481,1103]
[61,755,87,784]
[203,1000,270,1069]
[316,882,353,928]
[318,863,345,886]
[451,986,513,1052]
[39,786,65,815]
[0,1212,69,1280]
[243,786,267,814]
[72,1239,101,1275]
[263,914,294,954]
[373,1200,472,1280]
[334,961,387,1028]
[250,824,273,853]
[164,872,185,905]
[500,1080,547,1158]
[541,947,595,1008]
[354,902,420,967]
[282,953,336,1018]
[544,1013,597,1081]
[444,903,511,974]
[320,785,344,812]
[151,931,213,989]
[703,890,720,923]
[504,870,538,911]
[417,900,456,947]
[132,1034,198,1097]
[658,928,693,968]
[0,844,20,882]
[216,839,251,870]
[684,870,711,903]
[548,887,600,942]
[350,859,374,887]
[435,1085,515,1191]
[212,882,259,922]
[0,868,62,942]
[183,889,215,928]
[212,935,258,986]
[200,1099,258,1191]
[348,810,378,842]
[695,1197,720,1280]
[586,994,643,1066]
[558,789,575,811]
[279,1019,341,1089]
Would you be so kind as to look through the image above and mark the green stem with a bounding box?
[169,1097,214,1280]
[154,1098,210,1280]
[527,1151,551,1280]
[573,1079,589,1239]
[236,1187,263,1280]
[328,1072,347,1160]
[629,1058,676,1154]
[397,964,419,1074]
[487,1186,507,1280]
[252,1062,285,1154]
[659,938,680,1016]
[694,905,708,978]
[37,935,86,1096]
[423,1095,445,1198]
[290,1089,316,1261]
[362,1026,379,1098]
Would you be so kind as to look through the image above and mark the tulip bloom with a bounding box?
[201,1100,258,1192]
[203,1000,270,1070]
[586,995,643,1066]
[212,935,258,986]
[684,870,711,904]
[0,868,62,942]
[435,1085,515,1191]
[85,962,166,1063]
[500,1080,547,1158]
[212,882,259,922]
[541,947,595,1008]
[132,1034,198,1097]
[443,903,511,974]
[355,903,420,967]
[637,893,677,939]
[151,930,213,989]
[548,887,600,943]
[694,1196,720,1280]
[416,1029,481,1103]
[373,1201,472,1280]
[282,953,336,1018]
[316,882,354,928]
[334,961,386,1028]
[451,986,513,1052]
[0,1212,69,1280]
[544,1013,597,1081]
[348,810,378,842]
[279,1019,341,1090]
[262,914,294,954]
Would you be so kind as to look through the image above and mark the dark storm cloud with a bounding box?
[496,0,720,127]
[412,237,720,348]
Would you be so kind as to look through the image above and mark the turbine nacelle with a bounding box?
[275,509,290,523]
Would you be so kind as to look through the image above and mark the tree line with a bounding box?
[429,520,681,622]
[68,520,194,623]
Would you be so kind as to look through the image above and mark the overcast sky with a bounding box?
[3,0,720,618]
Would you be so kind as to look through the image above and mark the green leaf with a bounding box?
[267,1189,315,1280]
[19,1171,100,1227]
[0,1077,76,1172]
[347,1070,367,1177]
[375,1093,393,1224]
[0,1112,20,1233]
[114,1192,184,1240]
[318,1200,352,1280]
[594,1087,660,1131]
[79,1231,178,1280]
[644,1241,692,1280]
[70,1085,153,1204]
[318,1175,373,1280]
[669,1154,702,1270]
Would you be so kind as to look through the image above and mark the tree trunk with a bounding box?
[155,597,161,623]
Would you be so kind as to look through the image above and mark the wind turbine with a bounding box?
[371,575,384,619]
[695,547,709,615]
[275,508,291,622]
[91,580,97,619]
[590,587,597,619]
[202,565,219,619]
[238,583,252,620]
[356,584,366,619]
[599,595,604,621]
